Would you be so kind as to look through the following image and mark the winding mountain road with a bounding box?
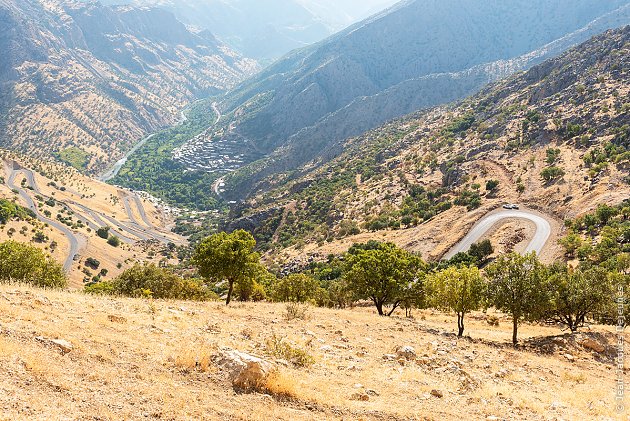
[443,209,552,260]
[6,164,80,271]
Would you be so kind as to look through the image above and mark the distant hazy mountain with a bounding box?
[94,0,399,63]
[295,0,399,31]
[183,0,630,199]
[0,0,256,172]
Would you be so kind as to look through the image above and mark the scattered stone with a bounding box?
[320,345,333,353]
[35,337,73,355]
[350,393,370,401]
[430,389,444,398]
[579,338,605,353]
[563,353,575,362]
[396,345,417,360]
[213,349,274,391]
[108,315,127,324]
[365,389,380,396]
[382,354,397,361]
[486,416,500,421]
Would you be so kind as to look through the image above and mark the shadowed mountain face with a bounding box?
[0,0,257,173]
[179,0,630,200]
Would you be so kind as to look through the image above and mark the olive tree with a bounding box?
[545,264,612,331]
[426,265,486,336]
[192,230,263,305]
[0,240,66,288]
[272,274,320,303]
[344,242,424,316]
[485,252,549,345]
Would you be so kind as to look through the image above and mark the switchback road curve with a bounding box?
[443,209,552,260]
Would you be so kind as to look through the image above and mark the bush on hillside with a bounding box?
[85,263,214,301]
[0,241,66,288]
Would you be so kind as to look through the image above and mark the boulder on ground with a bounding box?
[213,349,274,391]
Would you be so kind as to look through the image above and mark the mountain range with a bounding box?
[225,25,630,254]
[0,0,256,173]
[174,0,630,200]
[93,0,399,63]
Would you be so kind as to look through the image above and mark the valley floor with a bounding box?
[0,285,627,420]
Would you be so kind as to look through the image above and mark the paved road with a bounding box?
[126,194,155,229]
[6,165,80,272]
[443,209,552,260]
[69,202,137,244]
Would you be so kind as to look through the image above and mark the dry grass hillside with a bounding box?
[0,284,627,420]
[0,151,184,287]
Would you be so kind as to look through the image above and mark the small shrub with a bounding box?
[486,315,500,327]
[96,226,110,239]
[265,333,314,367]
[284,302,310,321]
[107,235,121,247]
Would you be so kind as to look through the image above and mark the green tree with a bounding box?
[344,242,424,316]
[96,226,110,239]
[107,235,121,247]
[468,239,494,264]
[485,252,549,345]
[0,241,66,288]
[558,233,583,258]
[545,265,612,332]
[426,265,486,336]
[485,179,499,193]
[192,230,263,305]
[90,263,210,300]
[540,166,565,182]
[272,274,320,303]
[595,204,618,225]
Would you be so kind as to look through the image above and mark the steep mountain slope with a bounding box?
[223,26,630,263]
[95,0,331,63]
[0,0,256,174]
[171,0,630,200]
[95,0,399,63]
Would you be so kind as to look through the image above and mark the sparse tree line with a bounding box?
[1,200,627,346]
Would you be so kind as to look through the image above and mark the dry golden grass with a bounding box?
[0,284,628,420]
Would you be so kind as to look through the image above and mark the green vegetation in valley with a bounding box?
[55,147,90,170]
[112,100,223,211]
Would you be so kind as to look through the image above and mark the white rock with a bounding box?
[36,336,73,355]
[396,345,417,360]
[213,349,274,391]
